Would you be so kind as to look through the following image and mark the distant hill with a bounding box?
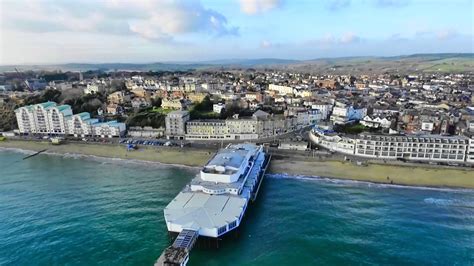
[1,53,472,74]
[280,53,474,74]
[0,62,212,72]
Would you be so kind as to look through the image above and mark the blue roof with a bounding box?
[94,120,124,127]
[39,101,57,109]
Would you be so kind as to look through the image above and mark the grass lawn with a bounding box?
[150,107,173,114]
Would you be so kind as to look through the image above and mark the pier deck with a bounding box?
[155,229,198,266]
[156,144,271,266]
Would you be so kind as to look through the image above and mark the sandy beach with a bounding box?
[269,158,474,189]
[1,139,473,189]
[0,140,214,167]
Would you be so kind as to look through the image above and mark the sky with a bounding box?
[0,0,473,64]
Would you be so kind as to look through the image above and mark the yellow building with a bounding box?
[187,92,207,103]
[162,98,184,110]
[107,91,127,104]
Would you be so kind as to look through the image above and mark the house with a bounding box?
[107,91,129,104]
[162,98,185,110]
[360,115,392,129]
[131,97,150,109]
[213,103,225,114]
[106,104,122,115]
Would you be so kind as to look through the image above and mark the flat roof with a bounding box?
[164,192,246,231]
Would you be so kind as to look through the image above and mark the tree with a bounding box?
[193,96,213,112]
[41,89,62,102]
[151,97,162,107]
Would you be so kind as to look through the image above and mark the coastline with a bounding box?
[0,140,214,167]
[1,139,473,189]
[269,157,474,189]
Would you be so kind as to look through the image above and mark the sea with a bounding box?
[0,149,473,266]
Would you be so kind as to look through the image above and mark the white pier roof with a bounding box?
[164,191,246,236]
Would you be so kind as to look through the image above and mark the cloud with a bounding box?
[260,40,273,48]
[127,1,239,40]
[340,32,361,44]
[436,29,457,40]
[239,0,282,15]
[374,0,411,8]
[326,0,351,11]
[299,33,362,49]
[1,0,238,42]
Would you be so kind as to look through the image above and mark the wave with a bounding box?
[423,198,474,208]
[0,147,36,155]
[266,173,474,193]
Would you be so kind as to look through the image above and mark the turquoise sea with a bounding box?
[0,149,473,265]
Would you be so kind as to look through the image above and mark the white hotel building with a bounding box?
[355,133,469,163]
[310,128,473,164]
[15,102,72,135]
[15,102,126,138]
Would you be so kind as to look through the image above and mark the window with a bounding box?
[229,220,237,230]
[218,226,227,235]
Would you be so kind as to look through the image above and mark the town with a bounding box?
[1,68,473,165]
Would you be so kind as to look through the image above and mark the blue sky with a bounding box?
[0,0,472,64]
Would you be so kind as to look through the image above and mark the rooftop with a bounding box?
[164,191,246,232]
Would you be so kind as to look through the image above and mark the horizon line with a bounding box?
[1,52,472,67]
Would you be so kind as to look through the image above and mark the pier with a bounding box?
[251,154,271,201]
[155,229,199,266]
[156,144,271,266]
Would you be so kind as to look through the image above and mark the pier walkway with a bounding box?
[155,229,198,266]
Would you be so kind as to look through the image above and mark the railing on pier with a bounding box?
[155,229,199,266]
[251,154,271,202]
[173,229,198,250]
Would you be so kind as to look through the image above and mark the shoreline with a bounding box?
[1,139,473,189]
[266,173,474,192]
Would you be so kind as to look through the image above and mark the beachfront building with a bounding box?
[467,134,474,164]
[186,119,258,140]
[46,104,73,134]
[15,102,125,138]
[309,128,472,164]
[93,121,126,138]
[185,117,260,141]
[355,133,469,163]
[15,101,72,135]
[186,120,230,140]
[67,112,99,137]
[165,110,190,140]
[309,128,356,154]
[184,111,296,141]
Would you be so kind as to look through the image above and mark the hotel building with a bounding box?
[310,128,473,164]
[15,101,126,138]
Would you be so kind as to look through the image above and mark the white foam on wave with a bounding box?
[266,173,474,193]
[45,151,201,171]
[0,147,36,155]
[423,197,474,208]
